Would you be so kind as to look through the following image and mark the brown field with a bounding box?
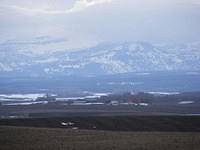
[0,126,200,150]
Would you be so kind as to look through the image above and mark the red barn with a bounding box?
[128,98,137,102]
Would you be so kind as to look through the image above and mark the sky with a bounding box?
[0,0,200,52]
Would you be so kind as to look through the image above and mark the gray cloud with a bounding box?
[0,0,200,52]
[1,0,112,15]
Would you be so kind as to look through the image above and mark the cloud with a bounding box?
[2,0,112,15]
[0,0,199,48]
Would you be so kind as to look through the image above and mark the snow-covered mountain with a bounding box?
[1,38,200,76]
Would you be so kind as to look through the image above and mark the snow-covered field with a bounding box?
[56,93,110,101]
[4,101,48,106]
[0,92,110,105]
[0,93,47,105]
[0,94,46,100]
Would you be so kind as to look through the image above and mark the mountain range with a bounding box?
[1,38,200,77]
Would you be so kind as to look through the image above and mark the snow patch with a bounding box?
[139,103,149,106]
[178,101,194,104]
[147,92,180,95]
[34,57,59,63]
[61,122,75,126]
[59,64,82,69]
[0,63,13,71]
[136,72,151,75]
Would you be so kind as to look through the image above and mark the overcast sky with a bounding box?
[0,0,200,50]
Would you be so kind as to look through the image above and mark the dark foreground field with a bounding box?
[1,115,200,150]
[1,115,200,131]
[0,126,200,150]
